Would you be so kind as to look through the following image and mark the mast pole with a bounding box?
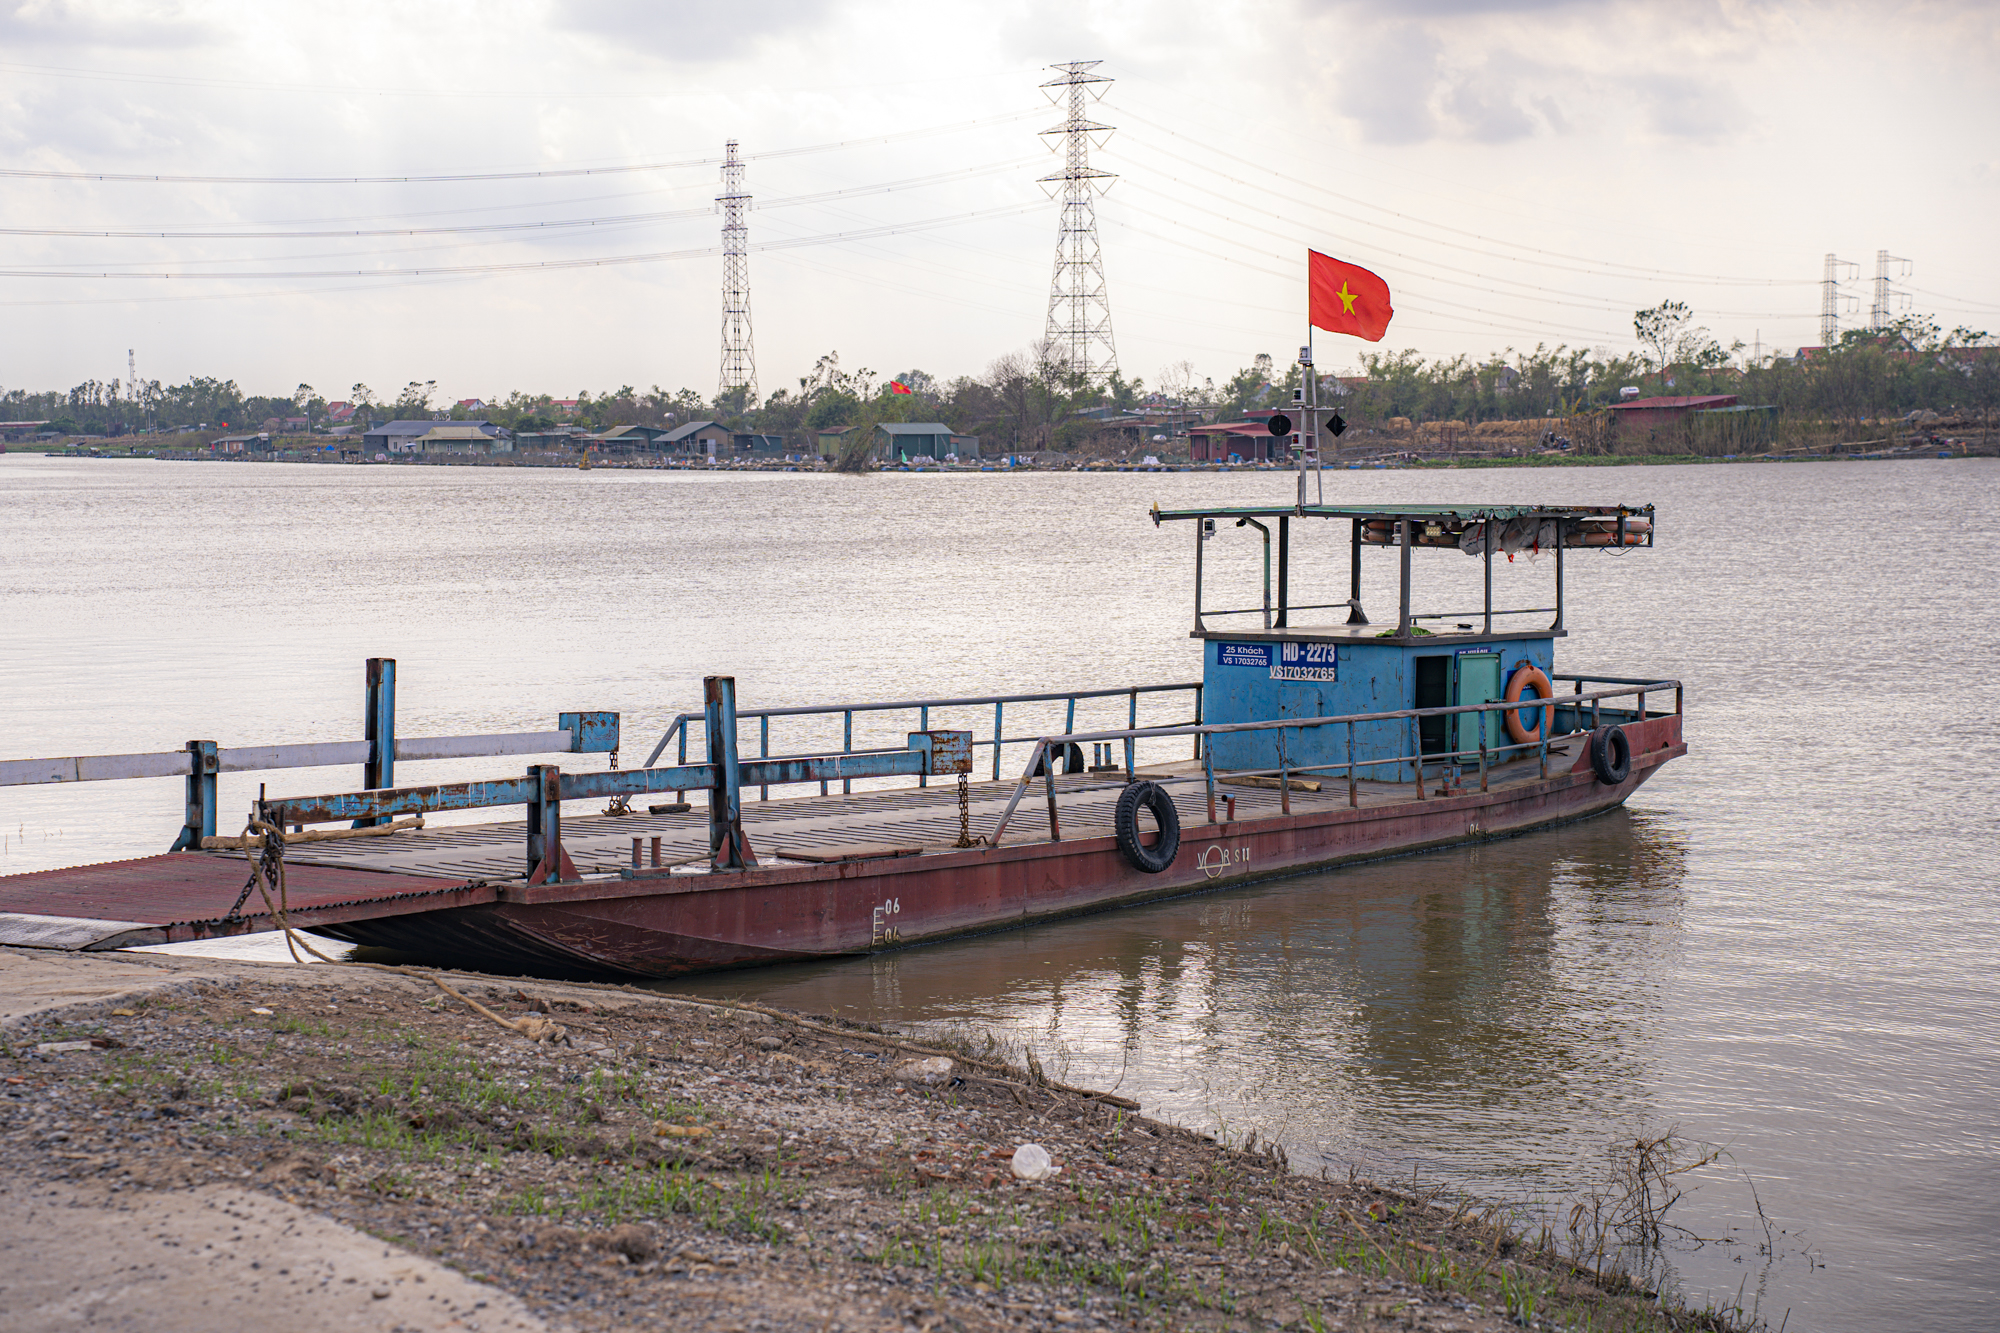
[1297,343,1313,513]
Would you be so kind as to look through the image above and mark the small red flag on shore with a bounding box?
[889,380,913,395]
[1308,251,1393,342]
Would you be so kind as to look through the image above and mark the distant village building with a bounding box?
[733,432,787,455]
[586,424,674,453]
[816,425,859,459]
[873,422,955,461]
[363,419,503,453]
[210,433,270,454]
[513,427,584,451]
[662,420,732,457]
[1607,394,1777,449]
[1189,421,1290,464]
[1605,394,1740,433]
[409,424,512,454]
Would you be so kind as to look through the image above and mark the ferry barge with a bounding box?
[0,453,1681,978]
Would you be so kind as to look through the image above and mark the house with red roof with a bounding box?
[1606,394,1739,433]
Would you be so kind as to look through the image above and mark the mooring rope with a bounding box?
[226,817,1138,1108]
[235,819,567,1044]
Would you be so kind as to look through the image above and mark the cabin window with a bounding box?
[1415,655,1450,754]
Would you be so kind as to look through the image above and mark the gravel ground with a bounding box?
[0,951,1736,1332]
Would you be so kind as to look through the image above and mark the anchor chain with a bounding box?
[224,817,288,921]
[602,747,633,817]
[953,771,984,848]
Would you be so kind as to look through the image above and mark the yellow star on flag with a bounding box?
[1337,280,1358,314]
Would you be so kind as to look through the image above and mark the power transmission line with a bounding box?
[1120,109,1824,288]
[0,160,1037,241]
[0,111,1042,186]
[1041,60,1118,384]
[1112,177,1802,320]
[0,202,1041,282]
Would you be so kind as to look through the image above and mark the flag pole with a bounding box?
[1297,336,1314,514]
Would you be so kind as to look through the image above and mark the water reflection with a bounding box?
[665,807,1691,1199]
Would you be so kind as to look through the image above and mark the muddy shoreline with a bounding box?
[0,948,1738,1331]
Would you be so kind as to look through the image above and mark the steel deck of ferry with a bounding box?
[0,735,1597,954]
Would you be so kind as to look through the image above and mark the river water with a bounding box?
[3,454,1995,1330]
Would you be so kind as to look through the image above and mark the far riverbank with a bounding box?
[12,436,1993,475]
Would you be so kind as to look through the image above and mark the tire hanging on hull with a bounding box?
[1114,781,1181,873]
[1589,725,1631,784]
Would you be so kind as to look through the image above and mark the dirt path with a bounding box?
[0,947,1732,1332]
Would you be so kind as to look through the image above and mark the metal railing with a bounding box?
[1,653,619,853]
[986,679,1680,845]
[641,682,1204,800]
[251,678,977,881]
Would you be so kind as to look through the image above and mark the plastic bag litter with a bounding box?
[1011,1143,1060,1181]
[891,1056,955,1083]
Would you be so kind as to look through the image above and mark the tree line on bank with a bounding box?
[7,304,1994,451]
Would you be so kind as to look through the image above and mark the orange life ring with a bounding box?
[1504,664,1553,744]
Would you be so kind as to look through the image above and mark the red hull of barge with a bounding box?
[316,715,1683,976]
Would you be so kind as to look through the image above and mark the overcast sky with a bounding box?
[2,0,1994,403]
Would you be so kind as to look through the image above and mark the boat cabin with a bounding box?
[1150,501,1654,782]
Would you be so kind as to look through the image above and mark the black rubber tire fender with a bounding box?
[1114,780,1181,874]
[1030,741,1086,777]
[1589,725,1631,785]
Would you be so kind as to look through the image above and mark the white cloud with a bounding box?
[0,0,220,49]
[553,0,838,62]
[0,0,1991,395]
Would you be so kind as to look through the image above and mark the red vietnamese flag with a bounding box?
[1308,250,1394,342]
[889,380,913,395]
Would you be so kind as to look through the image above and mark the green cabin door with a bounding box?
[1454,652,1503,758]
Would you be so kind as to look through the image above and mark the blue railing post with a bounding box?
[358,657,396,828]
[170,739,218,851]
[917,705,929,789]
[759,714,769,802]
[706,676,755,869]
[992,702,1004,781]
[678,716,690,801]
[526,763,559,878]
[1346,720,1357,807]
[1478,708,1489,792]
[1126,689,1138,778]
[1202,741,1217,825]
[842,709,853,795]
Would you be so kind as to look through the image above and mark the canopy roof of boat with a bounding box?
[1150,501,1653,525]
